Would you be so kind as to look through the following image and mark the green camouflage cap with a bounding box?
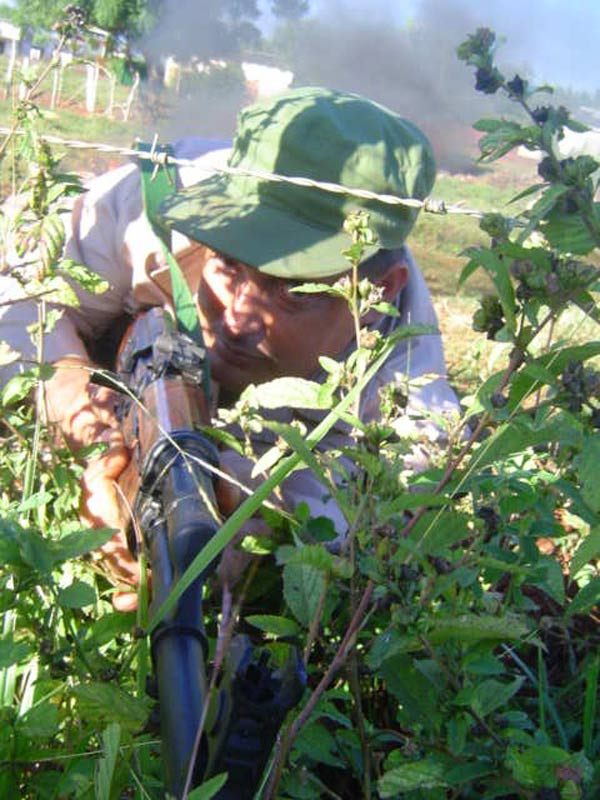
[159,86,436,279]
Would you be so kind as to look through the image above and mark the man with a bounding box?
[0,86,459,606]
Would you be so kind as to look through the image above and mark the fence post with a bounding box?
[85,62,99,113]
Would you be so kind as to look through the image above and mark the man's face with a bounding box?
[186,247,356,394]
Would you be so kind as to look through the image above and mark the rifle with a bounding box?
[108,306,305,799]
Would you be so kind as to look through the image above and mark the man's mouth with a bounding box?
[212,335,266,366]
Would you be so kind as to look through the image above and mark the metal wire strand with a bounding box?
[0,126,487,220]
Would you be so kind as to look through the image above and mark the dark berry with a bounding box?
[475,67,503,94]
[476,506,500,536]
[538,156,559,182]
[506,74,526,98]
[532,106,550,125]
[430,556,453,575]
[490,392,508,409]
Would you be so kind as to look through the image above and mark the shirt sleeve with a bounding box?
[0,161,148,383]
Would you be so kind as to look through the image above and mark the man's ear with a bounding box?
[362,260,409,324]
[378,261,409,302]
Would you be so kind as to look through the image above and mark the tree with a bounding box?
[271,0,309,21]
[91,0,159,41]
[9,1,161,49]
[0,3,17,22]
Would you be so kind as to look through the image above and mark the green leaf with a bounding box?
[39,214,65,265]
[459,247,516,333]
[566,577,600,617]
[293,722,343,768]
[542,205,600,255]
[379,756,451,795]
[428,613,529,644]
[239,534,278,555]
[254,421,329,485]
[371,300,400,316]
[507,745,576,789]
[286,544,334,573]
[367,629,415,669]
[84,613,136,647]
[243,377,331,410]
[17,491,54,514]
[473,118,515,133]
[0,638,34,669]
[565,118,590,133]
[48,528,117,564]
[17,701,60,740]
[245,614,299,638]
[94,722,121,800]
[72,683,150,731]
[377,655,442,725]
[187,773,229,800]
[574,434,600,513]
[517,184,569,244]
[407,510,470,555]
[283,562,325,628]
[57,580,97,609]
[377,492,454,524]
[529,557,565,606]
[509,343,600,408]
[59,259,109,294]
[290,282,339,295]
[18,529,55,573]
[510,183,545,204]
[570,527,600,579]
[32,275,80,307]
[455,677,524,717]
[476,120,534,162]
[0,520,22,565]
[445,760,496,786]
[1,370,38,406]
[470,416,581,470]
[463,650,506,676]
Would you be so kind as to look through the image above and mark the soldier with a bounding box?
[0,86,459,608]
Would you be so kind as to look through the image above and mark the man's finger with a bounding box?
[83,431,129,482]
[112,590,139,613]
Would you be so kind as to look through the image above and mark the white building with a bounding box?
[0,20,20,54]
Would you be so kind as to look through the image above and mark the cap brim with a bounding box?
[159,173,377,279]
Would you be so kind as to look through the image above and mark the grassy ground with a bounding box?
[410,156,541,393]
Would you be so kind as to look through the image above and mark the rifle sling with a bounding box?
[136,142,207,364]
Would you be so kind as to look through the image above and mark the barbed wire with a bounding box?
[0,126,488,221]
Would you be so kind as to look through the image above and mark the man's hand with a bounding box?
[44,358,139,611]
[43,357,120,450]
[81,428,141,612]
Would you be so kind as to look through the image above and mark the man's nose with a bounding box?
[223,273,266,339]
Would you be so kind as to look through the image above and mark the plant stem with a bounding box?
[0,33,68,161]
[264,580,375,800]
[348,655,371,798]
[303,579,328,666]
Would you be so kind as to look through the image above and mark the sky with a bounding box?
[303,0,600,93]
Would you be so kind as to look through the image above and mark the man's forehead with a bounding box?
[204,246,351,284]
